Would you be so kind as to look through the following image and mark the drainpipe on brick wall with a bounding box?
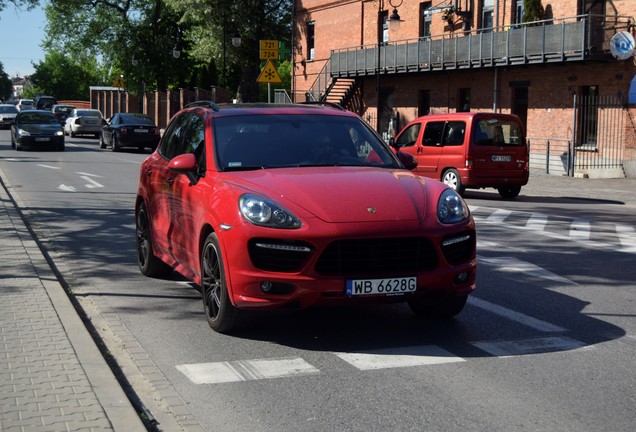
[492,68,498,111]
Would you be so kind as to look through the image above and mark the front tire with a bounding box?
[99,134,107,149]
[408,295,468,319]
[136,202,172,277]
[201,232,241,333]
[442,169,465,195]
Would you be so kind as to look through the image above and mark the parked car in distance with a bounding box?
[64,108,103,138]
[35,95,58,110]
[10,110,65,151]
[393,112,529,199]
[135,101,477,333]
[51,104,76,124]
[0,104,19,128]
[16,99,35,111]
[100,112,160,152]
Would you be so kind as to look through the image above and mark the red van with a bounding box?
[393,112,529,199]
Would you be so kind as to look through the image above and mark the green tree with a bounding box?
[0,0,39,15]
[29,51,106,100]
[523,0,545,23]
[168,0,292,102]
[0,62,13,100]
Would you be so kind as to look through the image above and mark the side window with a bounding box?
[443,121,466,146]
[182,114,206,173]
[422,121,445,146]
[159,113,191,160]
[395,123,421,147]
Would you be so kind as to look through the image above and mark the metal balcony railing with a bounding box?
[307,14,630,102]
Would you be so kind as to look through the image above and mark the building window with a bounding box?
[514,0,524,25]
[458,88,471,112]
[307,21,315,60]
[481,0,494,31]
[420,2,432,38]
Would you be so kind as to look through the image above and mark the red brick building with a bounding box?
[292,0,636,178]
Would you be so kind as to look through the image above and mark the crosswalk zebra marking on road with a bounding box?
[471,336,588,357]
[333,345,465,370]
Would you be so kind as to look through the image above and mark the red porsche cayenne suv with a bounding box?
[135,101,477,333]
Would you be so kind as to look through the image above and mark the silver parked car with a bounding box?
[0,104,19,129]
[64,108,104,138]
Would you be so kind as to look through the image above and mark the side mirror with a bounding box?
[397,151,418,171]
[168,153,198,184]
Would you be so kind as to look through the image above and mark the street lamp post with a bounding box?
[377,0,403,136]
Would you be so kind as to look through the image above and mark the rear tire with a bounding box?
[111,136,121,152]
[498,186,521,199]
[99,134,107,149]
[201,232,241,333]
[408,295,468,319]
[442,169,465,195]
[135,202,172,277]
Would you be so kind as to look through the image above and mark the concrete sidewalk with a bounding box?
[0,177,146,432]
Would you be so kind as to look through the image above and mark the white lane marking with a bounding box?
[79,175,104,189]
[615,224,636,253]
[38,164,60,170]
[334,345,464,370]
[468,297,566,332]
[58,184,77,192]
[176,357,320,384]
[471,336,588,357]
[478,255,578,286]
[76,171,103,178]
[486,209,512,224]
[570,219,590,240]
[525,214,548,231]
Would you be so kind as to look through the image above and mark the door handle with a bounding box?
[166,178,175,186]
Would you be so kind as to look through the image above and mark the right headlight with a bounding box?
[437,188,470,224]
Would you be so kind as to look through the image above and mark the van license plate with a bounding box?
[345,276,416,297]
[491,155,511,162]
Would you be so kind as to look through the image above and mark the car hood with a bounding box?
[19,124,62,134]
[225,167,432,223]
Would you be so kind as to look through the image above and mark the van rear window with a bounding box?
[473,119,524,146]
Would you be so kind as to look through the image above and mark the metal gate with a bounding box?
[569,94,626,176]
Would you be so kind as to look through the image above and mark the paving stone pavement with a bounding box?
[0,177,146,432]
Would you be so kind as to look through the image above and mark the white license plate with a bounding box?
[346,276,416,297]
[35,137,50,142]
[491,155,511,162]
[134,129,148,133]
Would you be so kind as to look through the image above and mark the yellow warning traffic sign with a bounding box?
[113,75,125,88]
[256,60,282,84]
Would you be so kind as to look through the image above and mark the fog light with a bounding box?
[261,281,273,293]
[455,272,468,284]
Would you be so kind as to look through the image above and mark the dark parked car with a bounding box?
[10,110,65,151]
[51,104,76,124]
[35,95,58,110]
[100,112,160,152]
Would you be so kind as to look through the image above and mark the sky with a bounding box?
[0,4,47,78]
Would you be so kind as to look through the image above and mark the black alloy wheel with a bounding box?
[135,202,171,277]
[201,232,241,333]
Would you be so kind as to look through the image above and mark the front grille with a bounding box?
[315,237,438,276]
[248,238,314,272]
[440,232,476,265]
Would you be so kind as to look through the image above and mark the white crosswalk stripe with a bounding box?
[334,346,464,370]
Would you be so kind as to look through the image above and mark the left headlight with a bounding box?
[55,130,63,136]
[437,188,470,224]
[17,128,30,137]
[239,194,302,229]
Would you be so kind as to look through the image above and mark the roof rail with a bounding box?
[299,101,346,111]
[185,100,220,111]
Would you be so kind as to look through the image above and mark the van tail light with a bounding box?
[465,156,473,168]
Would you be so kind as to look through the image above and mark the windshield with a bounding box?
[0,106,18,113]
[473,118,525,146]
[20,113,59,124]
[214,114,399,170]
[121,114,154,125]
[77,110,102,117]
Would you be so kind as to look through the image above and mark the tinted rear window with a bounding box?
[0,106,18,113]
[473,118,524,146]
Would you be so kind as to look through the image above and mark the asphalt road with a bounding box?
[1,129,635,432]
